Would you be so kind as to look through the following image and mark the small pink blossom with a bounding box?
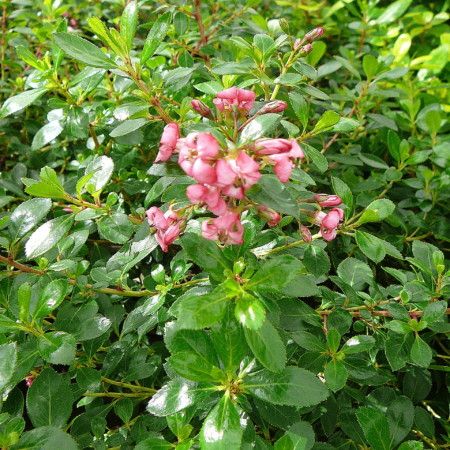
[186,184,228,216]
[255,138,293,155]
[314,208,344,242]
[268,153,294,183]
[215,152,261,199]
[146,206,184,252]
[256,205,281,226]
[314,194,343,207]
[213,87,256,113]
[202,213,244,245]
[155,123,180,162]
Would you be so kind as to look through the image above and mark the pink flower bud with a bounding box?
[299,44,313,55]
[146,207,168,230]
[191,100,212,117]
[305,27,324,42]
[300,226,312,242]
[257,101,288,114]
[26,376,34,387]
[294,39,302,50]
[256,205,281,227]
[314,194,342,207]
[213,87,256,114]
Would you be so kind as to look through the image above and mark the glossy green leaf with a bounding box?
[98,213,134,244]
[84,155,114,193]
[0,87,48,119]
[0,343,17,393]
[291,331,326,352]
[110,118,149,137]
[141,12,171,64]
[53,32,118,69]
[12,426,78,449]
[356,407,390,450]
[31,121,64,151]
[239,114,281,143]
[26,367,73,427]
[120,1,138,50]
[38,331,76,365]
[168,352,225,382]
[245,367,329,407]
[355,199,396,226]
[341,335,375,354]
[387,396,414,447]
[8,198,52,239]
[244,319,286,372]
[135,438,173,450]
[355,231,386,263]
[326,329,340,353]
[377,0,413,24]
[303,244,330,276]
[235,292,266,330]
[363,54,379,79]
[313,111,340,133]
[422,301,447,324]
[288,91,308,128]
[200,394,243,449]
[337,258,373,290]
[410,336,432,368]
[25,215,74,259]
[33,279,69,319]
[147,380,214,417]
[385,331,414,371]
[324,360,347,392]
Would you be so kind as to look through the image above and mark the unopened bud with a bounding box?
[314,194,342,207]
[191,99,212,117]
[299,44,313,56]
[305,27,324,42]
[257,101,288,115]
[279,18,290,34]
[293,38,302,50]
[300,226,312,242]
[256,205,281,227]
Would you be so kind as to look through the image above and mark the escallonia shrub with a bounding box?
[0,0,449,448]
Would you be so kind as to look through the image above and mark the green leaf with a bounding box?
[337,258,373,290]
[327,309,352,335]
[355,199,396,226]
[313,111,340,133]
[324,360,347,392]
[0,87,48,119]
[245,367,329,407]
[398,442,424,450]
[274,421,315,450]
[274,73,303,85]
[356,407,390,450]
[120,1,138,50]
[410,336,432,368]
[84,155,114,193]
[200,394,243,449]
[98,213,134,244]
[176,286,231,330]
[24,167,67,199]
[247,175,299,217]
[355,231,386,263]
[362,54,379,79]
[33,279,69,319]
[147,380,214,416]
[110,118,149,137]
[210,311,247,371]
[25,215,75,259]
[304,244,330,276]
[38,331,76,365]
[244,319,286,372]
[326,329,340,353]
[331,177,353,215]
[18,283,31,323]
[246,255,302,292]
[387,396,414,448]
[254,34,276,61]
[239,114,281,143]
[12,426,78,450]
[422,301,447,324]
[168,352,225,382]
[341,335,375,354]
[141,12,171,64]
[291,331,326,352]
[0,343,17,394]
[235,292,266,330]
[387,130,401,162]
[31,121,64,151]
[135,438,173,450]
[26,367,73,427]
[181,233,231,280]
[8,198,52,239]
[377,0,413,24]
[385,331,414,371]
[302,144,328,173]
[293,61,318,80]
[332,117,360,133]
[288,92,308,129]
[53,32,118,69]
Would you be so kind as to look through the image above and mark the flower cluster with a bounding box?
[147,87,343,251]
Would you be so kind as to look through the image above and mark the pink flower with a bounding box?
[305,27,324,42]
[268,154,294,183]
[146,207,184,252]
[202,213,244,245]
[314,208,344,242]
[177,132,220,182]
[255,138,293,155]
[256,205,281,226]
[186,184,228,216]
[213,87,256,113]
[191,100,212,117]
[314,194,342,207]
[155,123,180,162]
[215,152,261,199]
[257,101,288,114]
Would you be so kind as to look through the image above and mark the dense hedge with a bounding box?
[0,0,449,448]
